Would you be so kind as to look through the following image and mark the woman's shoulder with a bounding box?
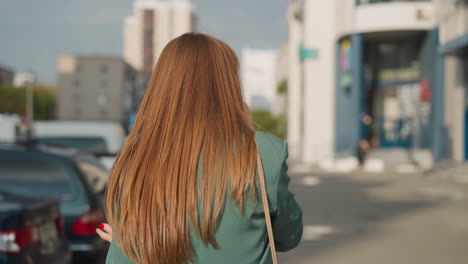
[255,131,287,162]
[255,131,287,157]
[254,131,288,211]
[106,241,135,264]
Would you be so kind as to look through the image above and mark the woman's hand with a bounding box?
[96,223,113,242]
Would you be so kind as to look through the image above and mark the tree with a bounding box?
[0,84,57,120]
[276,79,288,95]
[252,109,285,139]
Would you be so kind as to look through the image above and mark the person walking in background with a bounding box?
[356,112,375,169]
[97,33,303,264]
[357,138,370,168]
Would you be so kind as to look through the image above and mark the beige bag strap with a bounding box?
[256,147,278,264]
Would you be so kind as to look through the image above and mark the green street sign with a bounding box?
[300,44,319,62]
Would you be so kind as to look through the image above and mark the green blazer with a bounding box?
[105,132,303,264]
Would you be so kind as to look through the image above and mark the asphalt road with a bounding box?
[278,170,468,264]
[90,169,468,264]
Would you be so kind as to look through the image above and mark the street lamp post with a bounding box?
[25,72,35,121]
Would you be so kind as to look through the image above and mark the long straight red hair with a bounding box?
[105,33,258,264]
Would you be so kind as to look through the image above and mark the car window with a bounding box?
[0,150,76,199]
[76,156,108,194]
[38,136,108,153]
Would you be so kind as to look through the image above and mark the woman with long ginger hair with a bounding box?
[99,33,303,264]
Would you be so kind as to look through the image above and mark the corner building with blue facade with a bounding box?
[437,0,468,162]
[287,0,466,166]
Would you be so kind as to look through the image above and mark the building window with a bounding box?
[100,109,108,119]
[72,80,80,88]
[74,108,81,118]
[97,95,108,105]
[100,80,108,88]
[75,64,82,73]
[72,94,80,103]
[100,65,108,74]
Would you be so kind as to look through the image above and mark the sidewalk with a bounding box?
[289,148,434,175]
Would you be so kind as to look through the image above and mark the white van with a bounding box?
[0,114,21,143]
[34,121,126,170]
[34,121,125,154]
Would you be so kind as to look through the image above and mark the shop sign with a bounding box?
[299,44,319,62]
[340,39,352,92]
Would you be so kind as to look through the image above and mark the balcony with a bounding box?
[354,0,435,33]
[357,0,431,5]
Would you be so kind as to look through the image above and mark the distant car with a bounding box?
[34,121,126,154]
[34,121,125,172]
[0,191,71,264]
[93,153,117,172]
[0,144,109,262]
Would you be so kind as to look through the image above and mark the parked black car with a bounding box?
[0,144,109,262]
[0,191,71,264]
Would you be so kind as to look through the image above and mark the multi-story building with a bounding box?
[124,0,196,76]
[288,0,442,164]
[0,64,14,85]
[437,0,468,161]
[241,48,279,113]
[57,55,139,125]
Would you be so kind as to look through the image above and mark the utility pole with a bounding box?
[25,71,35,121]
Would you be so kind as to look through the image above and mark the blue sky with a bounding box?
[0,0,288,84]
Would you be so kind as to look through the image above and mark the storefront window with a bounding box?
[365,37,422,87]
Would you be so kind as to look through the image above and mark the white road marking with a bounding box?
[302,225,337,241]
[319,158,357,173]
[363,159,385,173]
[454,175,468,184]
[420,188,465,201]
[290,164,313,174]
[396,164,419,174]
[302,176,321,186]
